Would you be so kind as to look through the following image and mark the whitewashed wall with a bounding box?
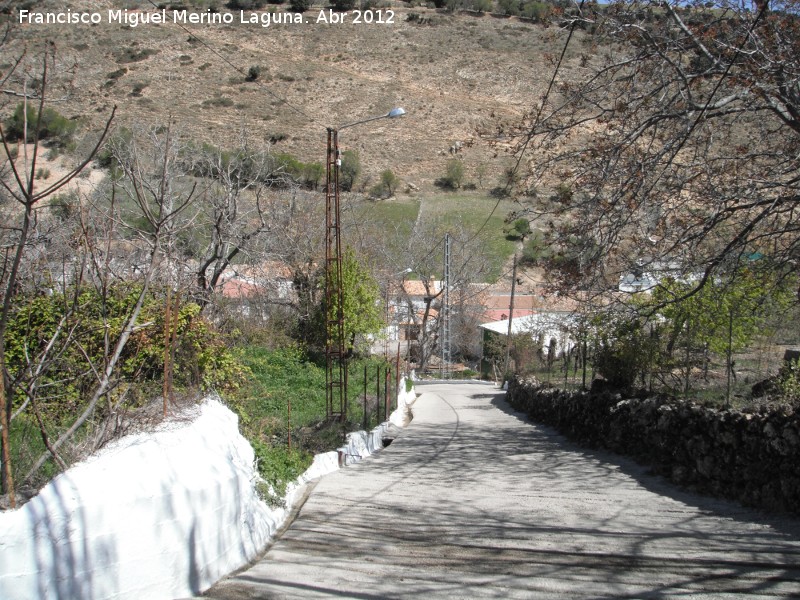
[0,382,416,600]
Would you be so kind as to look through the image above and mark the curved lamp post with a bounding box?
[325,107,406,421]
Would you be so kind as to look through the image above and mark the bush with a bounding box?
[497,0,520,15]
[779,359,800,402]
[246,65,261,81]
[381,169,399,194]
[4,285,247,416]
[471,0,493,13]
[289,0,311,11]
[591,317,656,391]
[520,230,550,264]
[302,161,325,190]
[340,149,361,191]
[439,159,464,190]
[4,103,77,147]
[331,0,356,9]
[504,218,531,240]
[521,0,549,20]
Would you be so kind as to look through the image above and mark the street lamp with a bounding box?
[324,107,406,422]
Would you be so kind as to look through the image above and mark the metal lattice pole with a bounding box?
[325,128,347,421]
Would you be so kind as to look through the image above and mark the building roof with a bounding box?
[219,278,263,300]
[402,279,442,297]
[479,313,577,336]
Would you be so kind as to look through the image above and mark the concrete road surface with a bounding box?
[202,381,800,599]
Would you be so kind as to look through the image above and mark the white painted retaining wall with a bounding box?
[0,381,416,600]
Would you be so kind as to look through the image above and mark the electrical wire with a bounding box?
[464,0,588,248]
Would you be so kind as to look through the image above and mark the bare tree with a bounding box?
[512,0,800,301]
[0,49,115,505]
[185,139,281,308]
[396,221,494,372]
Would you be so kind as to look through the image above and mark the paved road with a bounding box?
[203,381,800,599]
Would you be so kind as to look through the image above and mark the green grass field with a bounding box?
[225,345,400,503]
[349,192,517,282]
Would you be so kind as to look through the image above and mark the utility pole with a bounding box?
[325,128,347,421]
[441,233,451,379]
[323,108,406,421]
[504,253,518,375]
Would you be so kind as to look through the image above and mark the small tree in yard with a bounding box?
[305,247,383,353]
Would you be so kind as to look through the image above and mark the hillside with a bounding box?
[5,2,588,190]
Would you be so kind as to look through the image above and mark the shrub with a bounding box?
[201,96,235,108]
[440,159,464,190]
[331,0,356,9]
[114,47,159,64]
[340,149,361,191]
[380,169,399,197]
[520,230,550,264]
[246,65,261,81]
[504,218,531,240]
[521,0,549,20]
[302,162,325,190]
[289,0,311,11]
[497,0,520,15]
[779,359,800,402]
[4,103,77,147]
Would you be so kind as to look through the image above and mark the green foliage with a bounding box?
[380,169,399,196]
[4,103,77,147]
[226,345,397,506]
[470,0,493,13]
[96,128,132,176]
[370,169,400,199]
[520,230,550,265]
[554,182,573,203]
[50,191,80,221]
[591,313,657,391]
[3,285,246,415]
[497,0,520,16]
[340,149,361,192]
[651,267,793,358]
[301,161,325,190]
[439,159,465,190]
[326,248,384,352]
[289,0,311,11]
[246,65,261,81]
[250,439,312,506]
[504,218,531,240]
[331,0,356,9]
[521,0,550,20]
[779,359,800,402]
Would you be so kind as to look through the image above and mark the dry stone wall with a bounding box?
[506,377,800,514]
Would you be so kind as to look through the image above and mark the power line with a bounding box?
[466,0,587,247]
